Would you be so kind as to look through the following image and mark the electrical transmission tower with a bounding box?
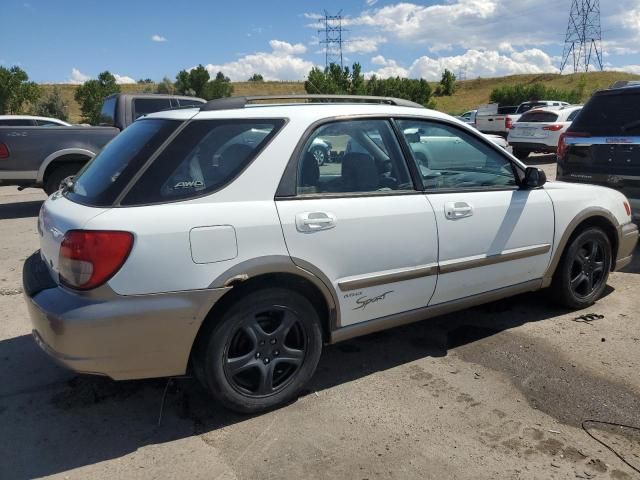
[559,0,603,73]
[318,10,346,69]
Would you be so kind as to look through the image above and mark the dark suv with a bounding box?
[557,84,640,221]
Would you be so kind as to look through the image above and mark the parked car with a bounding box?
[0,94,205,194]
[476,101,570,136]
[24,95,637,413]
[456,110,477,126]
[557,83,640,221]
[0,115,71,127]
[508,105,582,159]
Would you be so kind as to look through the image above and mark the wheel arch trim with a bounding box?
[209,255,340,334]
[37,148,96,184]
[542,207,622,288]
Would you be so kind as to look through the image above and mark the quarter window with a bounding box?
[122,119,285,205]
[296,119,414,195]
[396,119,517,190]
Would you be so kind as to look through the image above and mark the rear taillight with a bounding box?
[58,230,134,290]
[505,116,513,130]
[0,143,9,159]
[542,124,564,131]
[624,201,632,216]
[557,131,590,159]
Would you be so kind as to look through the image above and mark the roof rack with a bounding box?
[200,94,425,111]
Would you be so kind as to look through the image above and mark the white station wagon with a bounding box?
[24,95,638,413]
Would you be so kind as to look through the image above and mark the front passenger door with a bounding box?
[276,119,439,327]
[397,119,554,305]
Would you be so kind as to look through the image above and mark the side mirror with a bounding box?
[524,167,546,188]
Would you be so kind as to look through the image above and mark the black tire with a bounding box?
[310,146,327,166]
[197,288,323,414]
[551,227,612,309]
[43,163,82,196]
[513,148,530,160]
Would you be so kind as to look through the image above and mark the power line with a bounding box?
[560,0,604,73]
[318,10,347,69]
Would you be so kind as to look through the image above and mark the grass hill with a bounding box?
[40,71,639,123]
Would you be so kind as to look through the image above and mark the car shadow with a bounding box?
[0,289,596,479]
[0,200,43,220]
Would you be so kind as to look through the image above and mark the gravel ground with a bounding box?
[1,155,639,479]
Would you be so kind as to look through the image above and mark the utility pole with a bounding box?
[560,0,603,73]
[318,10,346,69]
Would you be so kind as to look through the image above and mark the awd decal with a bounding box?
[353,291,394,311]
[174,180,204,189]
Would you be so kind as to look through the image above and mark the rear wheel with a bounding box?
[551,227,612,309]
[513,148,530,160]
[197,288,323,413]
[43,163,83,195]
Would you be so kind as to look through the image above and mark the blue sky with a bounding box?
[2,0,640,84]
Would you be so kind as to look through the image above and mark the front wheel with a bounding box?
[551,227,612,309]
[197,288,323,413]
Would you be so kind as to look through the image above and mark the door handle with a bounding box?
[444,202,473,220]
[296,212,337,232]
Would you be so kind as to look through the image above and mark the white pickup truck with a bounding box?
[476,101,569,136]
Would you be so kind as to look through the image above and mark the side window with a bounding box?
[122,119,285,205]
[0,119,34,126]
[396,119,517,191]
[178,98,205,108]
[566,109,581,122]
[100,97,117,125]
[296,119,414,195]
[132,98,173,119]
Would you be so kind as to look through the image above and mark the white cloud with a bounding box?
[269,39,306,56]
[113,74,136,84]
[366,0,378,5]
[151,34,167,42]
[366,56,408,77]
[344,36,386,54]
[66,68,136,85]
[612,64,640,75]
[202,40,316,81]
[67,68,91,84]
[367,47,560,80]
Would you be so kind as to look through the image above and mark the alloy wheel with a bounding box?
[223,306,307,397]
[569,239,606,298]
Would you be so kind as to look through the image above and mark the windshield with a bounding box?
[65,119,180,207]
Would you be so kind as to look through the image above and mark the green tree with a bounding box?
[137,78,154,84]
[175,70,194,96]
[203,71,233,100]
[156,76,176,94]
[0,65,41,114]
[33,86,68,121]
[248,73,264,82]
[189,65,210,98]
[304,62,434,107]
[436,69,456,96]
[490,82,583,106]
[74,71,121,124]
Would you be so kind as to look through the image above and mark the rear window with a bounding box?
[178,98,205,108]
[518,111,559,123]
[122,119,285,205]
[570,91,640,135]
[0,119,34,126]
[133,98,173,119]
[66,119,180,207]
[99,97,117,125]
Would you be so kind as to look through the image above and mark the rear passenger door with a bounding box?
[276,119,439,327]
[397,119,554,305]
